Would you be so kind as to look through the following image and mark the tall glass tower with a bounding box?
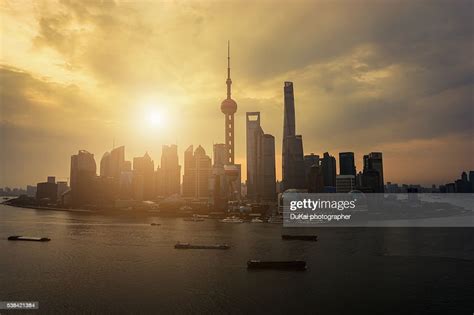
[282,82,305,191]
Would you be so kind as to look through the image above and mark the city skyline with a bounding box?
[1,0,473,187]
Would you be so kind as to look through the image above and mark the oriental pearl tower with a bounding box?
[221,41,237,165]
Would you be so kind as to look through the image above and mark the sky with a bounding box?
[1,0,473,188]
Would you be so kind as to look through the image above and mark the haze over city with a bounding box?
[1,0,473,188]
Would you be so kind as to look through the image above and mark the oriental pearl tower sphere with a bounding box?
[221,41,238,165]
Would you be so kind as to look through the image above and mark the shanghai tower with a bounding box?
[282,82,305,191]
[220,41,237,164]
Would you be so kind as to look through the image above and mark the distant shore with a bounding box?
[1,202,94,213]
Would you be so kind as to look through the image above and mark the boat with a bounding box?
[8,236,51,242]
[282,234,318,241]
[183,217,204,222]
[150,223,161,226]
[179,205,193,211]
[220,216,244,223]
[174,242,230,250]
[247,260,307,271]
[251,218,264,223]
[183,215,204,222]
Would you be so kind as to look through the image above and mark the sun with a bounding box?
[146,108,165,128]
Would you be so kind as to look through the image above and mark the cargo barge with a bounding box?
[281,234,318,241]
[247,260,307,271]
[174,242,230,250]
[8,236,51,242]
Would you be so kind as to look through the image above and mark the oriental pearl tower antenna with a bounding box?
[220,41,237,165]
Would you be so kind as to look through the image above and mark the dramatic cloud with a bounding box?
[0,0,472,187]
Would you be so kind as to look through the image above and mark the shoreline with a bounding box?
[1,202,95,213]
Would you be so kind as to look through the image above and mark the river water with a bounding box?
[0,204,473,314]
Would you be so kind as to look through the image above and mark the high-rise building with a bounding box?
[100,146,126,200]
[132,153,155,201]
[56,181,69,199]
[339,152,356,176]
[336,175,356,193]
[213,143,228,167]
[182,145,212,200]
[304,154,320,171]
[261,134,276,201]
[119,160,133,199]
[109,146,125,180]
[36,176,58,202]
[361,169,380,193]
[321,152,336,188]
[70,150,97,206]
[26,185,37,197]
[119,170,133,199]
[155,145,181,197]
[224,164,242,201]
[220,42,237,165]
[100,152,111,177]
[100,146,125,178]
[246,112,264,200]
[455,171,470,193]
[212,143,230,208]
[304,153,319,180]
[307,164,324,193]
[363,152,384,192]
[283,82,296,138]
[304,154,320,191]
[182,145,195,197]
[282,82,305,191]
[246,112,276,201]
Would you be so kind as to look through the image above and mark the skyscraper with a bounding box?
[282,82,305,191]
[261,134,276,201]
[100,152,111,177]
[212,143,242,205]
[339,152,356,176]
[246,112,264,200]
[182,145,212,200]
[246,112,276,201]
[36,176,58,202]
[283,82,296,138]
[220,41,237,165]
[109,146,125,181]
[99,145,126,200]
[70,150,97,206]
[155,145,181,197]
[213,143,228,167]
[304,154,320,178]
[132,152,155,201]
[304,153,320,191]
[321,152,336,188]
[363,152,384,192]
[307,164,324,193]
[182,145,195,197]
[212,143,227,209]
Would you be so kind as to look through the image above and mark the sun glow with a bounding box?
[144,107,166,129]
